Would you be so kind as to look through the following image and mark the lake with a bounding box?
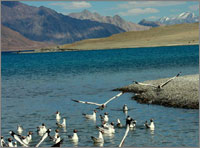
[1,45,199,147]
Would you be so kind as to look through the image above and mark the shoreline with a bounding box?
[2,43,198,54]
[114,74,199,109]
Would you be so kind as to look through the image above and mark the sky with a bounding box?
[22,1,199,23]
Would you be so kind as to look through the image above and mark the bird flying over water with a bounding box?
[72,92,124,110]
[133,72,181,89]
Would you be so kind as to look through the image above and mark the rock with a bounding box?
[114,74,199,109]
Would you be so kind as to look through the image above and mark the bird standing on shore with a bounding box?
[133,72,181,89]
[72,92,124,110]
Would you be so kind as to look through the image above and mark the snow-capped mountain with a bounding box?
[158,12,198,25]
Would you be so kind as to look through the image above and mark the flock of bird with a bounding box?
[1,72,180,147]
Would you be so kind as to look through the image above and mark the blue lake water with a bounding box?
[1,45,199,147]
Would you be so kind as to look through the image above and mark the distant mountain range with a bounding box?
[158,12,198,25]
[68,9,150,31]
[2,1,124,45]
[139,12,198,27]
[1,1,199,51]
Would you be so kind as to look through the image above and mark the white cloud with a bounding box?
[189,5,199,11]
[119,8,159,16]
[50,1,91,10]
[147,16,160,20]
[117,1,186,9]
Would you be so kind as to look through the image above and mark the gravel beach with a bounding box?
[115,74,199,109]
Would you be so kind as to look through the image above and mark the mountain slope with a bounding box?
[68,9,150,31]
[2,1,125,44]
[1,25,54,51]
[57,23,198,50]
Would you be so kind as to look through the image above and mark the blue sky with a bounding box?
[22,1,199,23]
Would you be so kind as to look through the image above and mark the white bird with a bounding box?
[68,129,78,142]
[82,110,97,120]
[53,129,60,142]
[117,119,123,128]
[91,131,104,143]
[56,111,61,121]
[22,131,33,145]
[7,138,14,147]
[35,129,51,147]
[144,119,155,130]
[129,120,137,128]
[100,112,109,122]
[17,125,23,134]
[13,141,17,147]
[37,123,47,136]
[1,136,7,147]
[123,104,128,111]
[72,92,124,110]
[9,131,28,147]
[133,72,181,89]
[98,122,115,134]
[56,118,66,128]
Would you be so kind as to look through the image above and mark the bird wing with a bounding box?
[118,125,130,147]
[72,99,102,106]
[133,81,157,88]
[35,133,48,147]
[13,135,28,147]
[104,92,124,106]
[159,72,181,88]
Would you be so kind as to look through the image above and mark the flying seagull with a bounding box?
[72,92,124,110]
[133,72,181,89]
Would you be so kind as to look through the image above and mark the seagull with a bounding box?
[68,129,78,142]
[7,138,14,147]
[56,111,61,121]
[9,131,28,147]
[123,104,128,111]
[37,123,47,136]
[72,92,124,110]
[22,131,33,145]
[133,72,181,89]
[117,119,123,128]
[82,110,97,120]
[100,112,109,122]
[1,136,7,147]
[97,122,115,134]
[53,129,60,142]
[144,119,155,130]
[35,128,52,147]
[56,118,66,128]
[91,131,104,143]
[51,137,63,147]
[17,125,23,134]
[13,141,17,147]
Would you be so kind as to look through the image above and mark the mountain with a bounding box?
[138,19,162,27]
[68,9,150,31]
[1,1,125,44]
[1,25,54,51]
[57,23,198,51]
[158,12,198,25]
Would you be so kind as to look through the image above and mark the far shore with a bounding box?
[4,43,198,54]
[114,74,199,109]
